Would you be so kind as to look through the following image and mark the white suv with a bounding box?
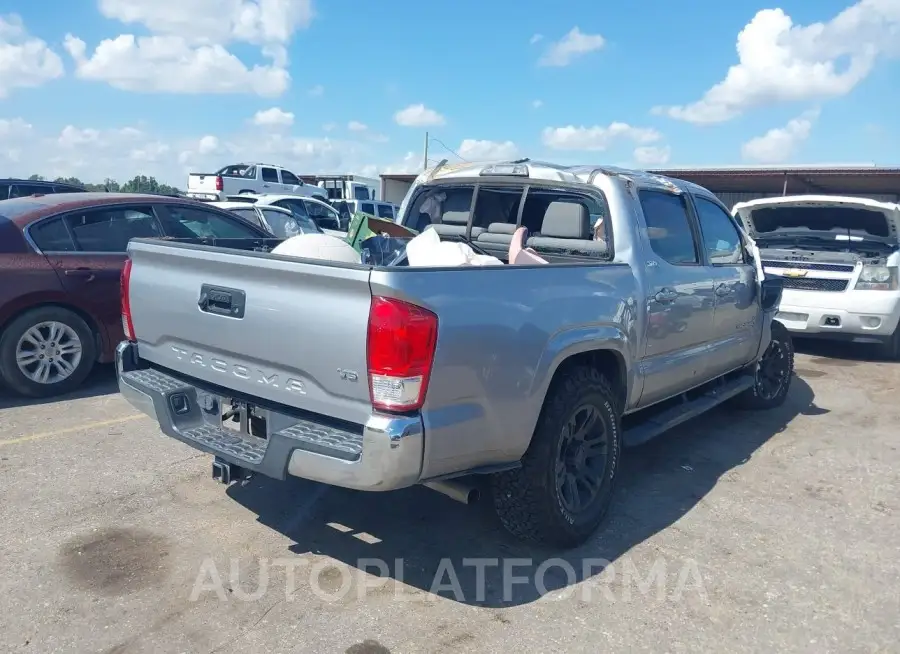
[733,195,900,358]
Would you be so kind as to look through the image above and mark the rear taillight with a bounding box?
[215,175,223,191]
[367,296,438,413]
[121,258,136,342]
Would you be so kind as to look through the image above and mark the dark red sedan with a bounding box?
[0,192,277,398]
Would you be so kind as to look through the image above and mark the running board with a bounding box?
[623,375,754,447]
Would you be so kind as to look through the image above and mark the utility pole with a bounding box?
[423,131,429,171]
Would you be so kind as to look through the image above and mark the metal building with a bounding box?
[380,165,900,209]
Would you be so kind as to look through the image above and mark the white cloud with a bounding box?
[0,14,65,98]
[0,118,396,187]
[96,0,315,46]
[538,27,605,67]
[383,151,422,174]
[252,107,294,127]
[197,135,221,155]
[394,103,446,127]
[741,109,820,163]
[308,84,324,97]
[654,1,900,124]
[63,0,318,96]
[530,33,544,44]
[347,120,368,131]
[457,139,519,161]
[633,145,672,166]
[542,122,662,151]
[0,118,33,139]
[322,122,336,131]
[64,34,290,96]
[532,100,543,109]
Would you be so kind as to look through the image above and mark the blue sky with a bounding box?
[1,0,898,186]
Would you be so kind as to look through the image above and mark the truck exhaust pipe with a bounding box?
[424,480,480,505]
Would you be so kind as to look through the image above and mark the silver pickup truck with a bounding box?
[116,160,793,547]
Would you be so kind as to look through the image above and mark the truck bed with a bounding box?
[123,238,637,481]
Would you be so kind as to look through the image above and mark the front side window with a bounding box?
[281,170,301,185]
[694,196,745,265]
[64,206,162,252]
[229,207,265,228]
[639,190,699,265]
[376,203,394,219]
[273,199,308,217]
[160,205,264,239]
[10,184,51,198]
[303,200,341,230]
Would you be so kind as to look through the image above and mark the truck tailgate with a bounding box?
[126,239,374,424]
[187,173,218,193]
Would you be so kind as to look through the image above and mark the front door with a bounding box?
[637,189,716,407]
[692,196,761,376]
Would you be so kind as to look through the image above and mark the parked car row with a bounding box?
[0,192,280,397]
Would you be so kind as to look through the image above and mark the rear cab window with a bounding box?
[401,182,612,263]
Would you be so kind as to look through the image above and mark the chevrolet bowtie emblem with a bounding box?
[783,268,808,278]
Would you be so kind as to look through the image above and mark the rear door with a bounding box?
[28,204,166,353]
[692,195,760,375]
[636,189,717,407]
[260,167,280,193]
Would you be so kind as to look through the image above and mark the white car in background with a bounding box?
[223,193,348,235]
[208,201,323,239]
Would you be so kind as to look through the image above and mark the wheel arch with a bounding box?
[0,300,106,363]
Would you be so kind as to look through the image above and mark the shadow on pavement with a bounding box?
[793,337,895,364]
[0,364,118,410]
[227,376,826,607]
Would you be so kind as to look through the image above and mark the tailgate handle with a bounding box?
[198,284,246,318]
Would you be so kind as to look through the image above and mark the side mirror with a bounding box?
[760,275,784,312]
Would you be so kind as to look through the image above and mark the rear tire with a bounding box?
[733,319,794,410]
[491,366,622,548]
[0,306,97,398]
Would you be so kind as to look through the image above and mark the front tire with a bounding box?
[733,319,794,410]
[879,326,900,361]
[491,366,622,548]
[0,306,97,398]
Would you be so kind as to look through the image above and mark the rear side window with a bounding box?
[376,204,394,219]
[0,184,10,199]
[404,187,475,233]
[30,217,76,252]
[360,202,375,216]
[261,167,279,183]
[639,190,699,265]
[64,206,163,252]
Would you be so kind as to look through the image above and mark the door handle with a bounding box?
[653,288,679,304]
[64,268,96,282]
[715,283,731,297]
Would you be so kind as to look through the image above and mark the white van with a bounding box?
[733,195,900,358]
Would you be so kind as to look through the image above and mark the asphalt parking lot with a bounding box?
[1,341,898,654]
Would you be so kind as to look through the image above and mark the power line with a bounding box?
[428,136,468,163]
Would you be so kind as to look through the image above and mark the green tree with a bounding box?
[27,174,182,195]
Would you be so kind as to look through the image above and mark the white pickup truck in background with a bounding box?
[186,163,328,202]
